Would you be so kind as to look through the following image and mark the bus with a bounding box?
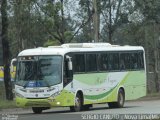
[12,43,146,113]
[0,67,16,81]
[0,66,3,81]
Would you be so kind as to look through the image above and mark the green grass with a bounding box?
[0,99,17,109]
[0,82,5,100]
[0,81,17,109]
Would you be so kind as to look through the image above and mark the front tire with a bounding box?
[108,89,125,108]
[70,94,82,112]
[32,107,43,114]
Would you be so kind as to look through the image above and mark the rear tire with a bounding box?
[70,94,82,112]
[108,89,125,108]
[32,107,43,114]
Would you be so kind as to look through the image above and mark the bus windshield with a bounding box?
[16,56,62,87]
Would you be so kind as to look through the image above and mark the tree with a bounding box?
[134,0,160,92]
[100,0,123,43]
[1,0,13,100]
[93,0,100,42]
[101,0,134,43]
[34,0,75,45]
[77,0,95,42]
[8,0,37,55]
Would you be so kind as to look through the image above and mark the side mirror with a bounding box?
[11,58,17,72]
[66,55,73,70]
[68,59,73,70]
[66,55,73,80]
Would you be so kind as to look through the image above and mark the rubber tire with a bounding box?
[70,94,82,112]
[108,89,125,108]
[32,107,43,114]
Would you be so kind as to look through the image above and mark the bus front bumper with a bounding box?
[16,97,63,108]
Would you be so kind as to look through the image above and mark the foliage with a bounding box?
[0,100,16,109]
[1,0,13,100]
[134,0,160,22]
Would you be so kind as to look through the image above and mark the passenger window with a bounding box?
[108,53,119,71]
[86,54,97,72]
[73,54,85,73]
[138,52,144,69]
[98,54,108,71]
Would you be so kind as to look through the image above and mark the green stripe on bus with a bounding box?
[84,72,130,100]
[84,87,116,100]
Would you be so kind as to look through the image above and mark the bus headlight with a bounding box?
[15,92,24,98]
[20,89,27,92]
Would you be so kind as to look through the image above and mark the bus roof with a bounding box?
[18,43,144,56]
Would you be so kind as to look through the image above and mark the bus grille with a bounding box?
[29,90,44,93]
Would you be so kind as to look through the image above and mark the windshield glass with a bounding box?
[16,56,62,87]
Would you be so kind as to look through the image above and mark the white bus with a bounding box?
[12,43,146,113]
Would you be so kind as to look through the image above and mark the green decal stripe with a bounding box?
[84,72,131,100]
[84,87,116,100]
[119,72,130,85]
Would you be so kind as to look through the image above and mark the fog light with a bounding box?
[57,102,60,105]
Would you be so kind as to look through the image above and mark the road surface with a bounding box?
[1,100,160,120]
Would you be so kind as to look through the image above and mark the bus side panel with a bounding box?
[73,72,126,104]
[123,71,146,100]
[73,73,109,105]
[103,71,146,102]
[73,70,146,105]
[51,89,75,107]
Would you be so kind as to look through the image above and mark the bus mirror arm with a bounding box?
[68,70,73,81]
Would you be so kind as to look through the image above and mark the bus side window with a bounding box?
[108,53,119,71]
[130,53,138,70]
[108,54,113,70]
[120,60,125,70]
[86,54,97,72]
[98,54,108,71]
[138,52,144,69]
[73,54,85,73]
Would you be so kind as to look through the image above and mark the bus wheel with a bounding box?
[32,107,43,114]
[108,89,125,108]
[70,94,82,112]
